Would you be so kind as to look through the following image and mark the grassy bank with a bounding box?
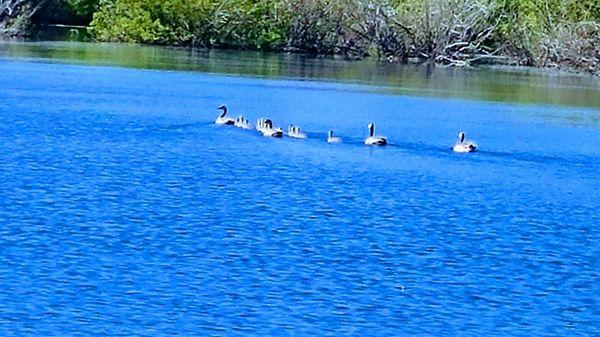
[1,0,598,73]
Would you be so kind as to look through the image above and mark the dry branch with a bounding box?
[0,0,28,18]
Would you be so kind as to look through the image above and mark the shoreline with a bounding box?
[1,1,598,75]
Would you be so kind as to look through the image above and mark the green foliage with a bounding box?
[89,0,288,48]
[494,0,599,68]
[81,0,600,72]
[66,0,101,18]
[89,0,169,43]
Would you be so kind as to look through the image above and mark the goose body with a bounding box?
[364,123,387,146]
[287,125,307,139]
[261,119,283,138]
[452,132,477,153]
[215,105,235,125]
[327,130,342,143]
[234,116,253,129]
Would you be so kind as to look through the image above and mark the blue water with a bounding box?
[0,57,599,336]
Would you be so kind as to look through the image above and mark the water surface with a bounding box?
[0,42,599,336]
[1,41,599,108]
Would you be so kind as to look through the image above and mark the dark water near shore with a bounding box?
[0,42,599,335]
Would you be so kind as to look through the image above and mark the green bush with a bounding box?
[90,0,288,48]
[66,0,101,19]
[89,0,169,43]
[85,0,598,72]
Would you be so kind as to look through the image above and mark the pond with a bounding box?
[0,41,598,335]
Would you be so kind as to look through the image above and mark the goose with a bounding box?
[215,105,235,125]
[327,130,342,143]
[234,116,252,129]
[261,119,283,138]
[287,125,307,139]
[364,123,387,146]
[453,132,477,153]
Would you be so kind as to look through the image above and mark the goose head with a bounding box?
[217,105,228,118]
[367,123,375,137]
[458,132,466,143]
[328,130,333,138]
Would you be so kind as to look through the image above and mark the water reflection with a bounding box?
[0,41,598,108]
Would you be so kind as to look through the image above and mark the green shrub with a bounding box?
[89,0,169,43]
[85,0,599,72]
